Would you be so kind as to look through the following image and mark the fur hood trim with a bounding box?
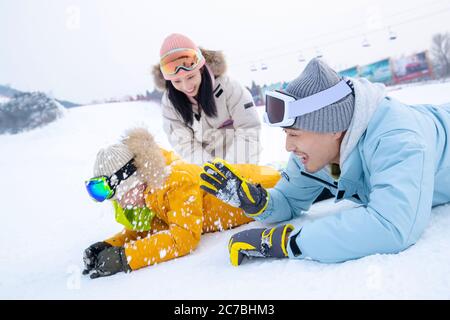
[122,127,168,190]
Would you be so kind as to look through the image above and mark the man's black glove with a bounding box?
[90,246,132,279]
[228,224,294,266]
[82,241,112,275]
[200,158,269,216]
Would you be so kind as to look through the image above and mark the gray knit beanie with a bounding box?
[93,143,142,199]
[285,58,355,132]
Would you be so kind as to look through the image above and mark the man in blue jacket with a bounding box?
[200,58,450,265]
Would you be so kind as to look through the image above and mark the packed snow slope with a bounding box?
[1,81,450,299]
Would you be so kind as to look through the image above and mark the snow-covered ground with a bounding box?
[1,82,450,299]
[0,95,10,104]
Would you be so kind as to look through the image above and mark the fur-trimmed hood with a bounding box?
[151,48,227,91]
[121,127,168,190]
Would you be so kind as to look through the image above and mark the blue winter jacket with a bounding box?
[254,97,450,263]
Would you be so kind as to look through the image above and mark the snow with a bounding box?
[1,83,450,299]
[0,95,10,104]
[216,178,241,208]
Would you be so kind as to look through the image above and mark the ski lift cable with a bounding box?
[286,7,449,59]
[232,5,450,68]
[236,0,449,58]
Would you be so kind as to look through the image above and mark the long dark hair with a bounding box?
[166,67,217,127]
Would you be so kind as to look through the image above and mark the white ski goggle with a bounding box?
[263,80,354,127]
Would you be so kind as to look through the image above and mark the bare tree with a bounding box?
[431,32,450,79]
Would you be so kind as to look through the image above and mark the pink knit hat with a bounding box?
[159,33,206,80]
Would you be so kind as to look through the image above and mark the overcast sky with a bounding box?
[1,0,449,104]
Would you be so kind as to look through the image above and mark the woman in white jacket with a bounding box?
[152,33,261,165]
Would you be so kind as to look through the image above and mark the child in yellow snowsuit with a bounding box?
[83,128,280,278]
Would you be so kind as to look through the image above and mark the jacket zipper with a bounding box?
[300,171,338,189]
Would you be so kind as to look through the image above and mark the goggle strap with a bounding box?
[110,159,137,188]
[287,80,353,118]
[160,47,200,60]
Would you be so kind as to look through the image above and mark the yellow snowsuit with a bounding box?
[104,149,281,270]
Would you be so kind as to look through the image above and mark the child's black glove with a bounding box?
[200,159,269,216]
[82,241,112,275]
[228,224,294,266]
[89,246,132,279]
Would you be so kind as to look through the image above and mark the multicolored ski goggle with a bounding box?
[264,79,354,127]
[85,159,137,202]
[160,48,204,76]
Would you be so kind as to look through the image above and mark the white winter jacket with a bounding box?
[152,49,262,165]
